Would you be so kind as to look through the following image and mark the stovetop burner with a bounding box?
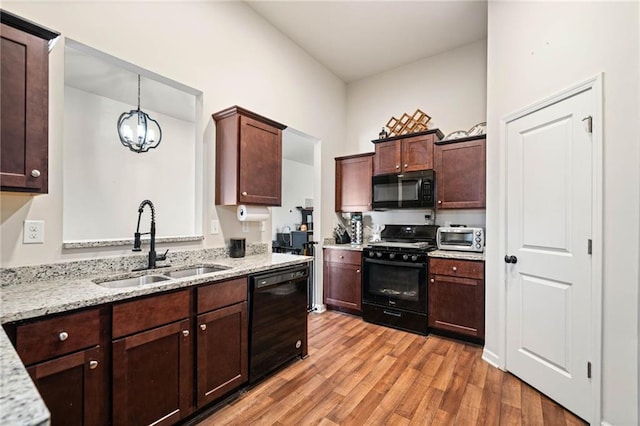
[366,224,439,253]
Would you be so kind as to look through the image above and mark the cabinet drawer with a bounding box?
[197,277,248,314]
[16,308,100,365]
[324,249,361,265]
[112,290,190,338]
[429,258,484,279]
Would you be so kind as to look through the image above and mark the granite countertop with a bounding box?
[428,250,485,261]
[0,253,312,426]
[322,243,367,251]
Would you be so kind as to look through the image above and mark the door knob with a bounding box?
[504,255,518,264]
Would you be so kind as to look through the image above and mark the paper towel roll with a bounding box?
[237,205,270,221]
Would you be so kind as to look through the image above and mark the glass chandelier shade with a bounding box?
[117,75,162,153]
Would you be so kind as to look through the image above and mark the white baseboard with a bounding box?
[600,422,613,426]
[311,304,326,314]
[482,348,501,369]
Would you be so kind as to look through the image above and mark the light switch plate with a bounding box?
[210,220,220,234]
[23,220,44,244]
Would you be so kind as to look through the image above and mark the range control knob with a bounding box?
[411,255,418,262]
[389,253,396,260]
[369,251,374,257]
[476,231,481,236]
[376,252,383,258]
[476,237,481,242]
[402,254,409,261]
[476,244,482,249]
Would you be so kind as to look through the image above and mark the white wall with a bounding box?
[346,39,488,154]
[0,1,346,266]
[272,159,314,240]
[63,86,197,241]
[486,2,639,424]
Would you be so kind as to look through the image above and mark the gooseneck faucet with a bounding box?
[133,199,168,271]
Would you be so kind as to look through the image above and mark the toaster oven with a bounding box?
[436,226,484,252]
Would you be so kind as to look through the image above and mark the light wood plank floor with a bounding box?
[198,311,587,425]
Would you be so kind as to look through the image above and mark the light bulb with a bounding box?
[147,128,155,142]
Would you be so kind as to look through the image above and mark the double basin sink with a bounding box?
[94,265,229,289]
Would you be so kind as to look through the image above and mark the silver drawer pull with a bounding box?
[182,330,190,337]
[452,266,457,272]
[31,169,41,178]
[404,164,408,168]
[200,324,207,331]
[430,278,435,283]
[356,269,360,273]
[58,331,69,341]
[241,191,248,196]
[89,360,98,370]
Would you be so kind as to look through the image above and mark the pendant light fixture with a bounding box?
[117,75,162,153]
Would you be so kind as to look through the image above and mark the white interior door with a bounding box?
[505,87,594,421]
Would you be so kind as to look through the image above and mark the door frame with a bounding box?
[495,74,603,425]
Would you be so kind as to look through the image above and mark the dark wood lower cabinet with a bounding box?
[428,258,485,340]
[27,346,105,426]
[323,249,362,314]
[196,302,248,408]
[112,319,193,426]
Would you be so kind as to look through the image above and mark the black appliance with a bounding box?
[371,170,435,210]
[248,264,309,383]
[362,224,438,335]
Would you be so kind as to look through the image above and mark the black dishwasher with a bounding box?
[249,264,308,383]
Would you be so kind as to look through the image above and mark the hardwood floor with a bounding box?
[198,311,586,425]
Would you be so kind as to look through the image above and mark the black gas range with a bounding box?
[362,225,438,335]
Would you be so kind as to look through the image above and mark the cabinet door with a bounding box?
[113,319,192,426]
[323,261,362,313]
[428,274,484,339]
[373,140,401,175]
[238,115,282,205]
[27,346,105,426]
[196,302,248,407]
[1,24,49,193]
[402,134,434,172]
[335,154,373,212]
[434,138,486,209]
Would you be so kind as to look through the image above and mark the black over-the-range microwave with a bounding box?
[371,170,435,210]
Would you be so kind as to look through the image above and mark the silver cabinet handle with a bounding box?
[404,164,408,168]
[89,360,98,370]
[395,165,400,169]
[200,324,207,331]
[241,191,248,196]
[356,269,360,273]
[31,169,41,178]
[58,331,69,341]
[430,278,435,283]
[182,330,190,337]
[438,200,442,204]
[452,266,457,272]
[339,255,344,259]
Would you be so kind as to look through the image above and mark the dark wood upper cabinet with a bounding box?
[372,129,443,176]
[213,106,287,206]
[434,135,486,209]
[0,11,58,193]
[335,153,374,212]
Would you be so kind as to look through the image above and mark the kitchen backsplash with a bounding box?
[0,243,269,287]
[365,209,486,228]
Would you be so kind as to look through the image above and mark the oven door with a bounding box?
[362,257,427,313]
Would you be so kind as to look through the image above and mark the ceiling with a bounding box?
[246,1,488,83]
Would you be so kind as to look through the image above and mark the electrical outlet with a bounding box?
[210,220,220,234]
[260,221,266,232]
[242,222,249,233]
[23,220,44,244]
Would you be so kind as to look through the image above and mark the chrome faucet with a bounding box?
[133,200,168,271]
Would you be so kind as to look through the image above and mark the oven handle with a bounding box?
[363,258,427,268]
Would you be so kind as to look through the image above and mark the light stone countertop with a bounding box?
[428,250,485,261]
[322,243,367,251]
[0,252,312,426]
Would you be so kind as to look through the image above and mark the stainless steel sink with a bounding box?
[94,274,172,289]
[163,265,229,279]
